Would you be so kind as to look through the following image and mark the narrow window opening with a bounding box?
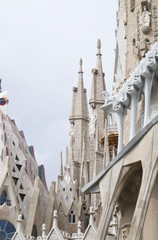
[16,164,22,171]
[69,210,76,224]
[15,155,19,161]
[20,184,24,190]
[19,193,26,202]
[13,177,18,185]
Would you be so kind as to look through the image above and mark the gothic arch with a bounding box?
[96,161,143,240]
[117,163,142,238]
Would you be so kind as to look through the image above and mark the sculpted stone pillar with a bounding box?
[112,102,126,153]
[140,53,157,126]
[102,92,126,153]
[126,84,140,140]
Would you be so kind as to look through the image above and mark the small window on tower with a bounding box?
[13,177,18,185]
[83,206,86,211]
[20,184,24,190]
[69,210,76,224]
[15,155,19,161]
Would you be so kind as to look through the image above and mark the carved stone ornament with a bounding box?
[103,91,116,105]
[140,6,151,34]
[137,40,149,59]
[91,68,98,74]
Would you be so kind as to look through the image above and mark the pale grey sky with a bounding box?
[0,0,118,187]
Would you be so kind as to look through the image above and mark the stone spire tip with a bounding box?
[60,151,63,176]
[80,58,82,66]
[97,39,101,49]
[97,39,102,55]
[78,58,83,73]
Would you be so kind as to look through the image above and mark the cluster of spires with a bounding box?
[58,39,116,180]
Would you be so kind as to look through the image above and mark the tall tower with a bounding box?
[56,59,90,234]
[89,39,106,181]
[89,39,106,133]
[69,59,89,185]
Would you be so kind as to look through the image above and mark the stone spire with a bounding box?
[69,59,89,166]
[66,146,69,166]
[69,59,89,122]
[89,39,106,109]
[59,151,63,176]
[75,58,89,120]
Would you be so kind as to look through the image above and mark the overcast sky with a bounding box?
[0,0,118,188]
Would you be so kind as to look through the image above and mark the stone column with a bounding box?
[112,102,126,152]
[141,53,157,126]
[127,84,140,140]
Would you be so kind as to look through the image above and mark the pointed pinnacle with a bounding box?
[97,39,101,55]
[60,151,63,176]
[78,58,83,73]
[66,146,69,166]
[97,39,101,49]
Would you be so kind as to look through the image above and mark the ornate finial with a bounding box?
[41,223,47,237]
[89,206,95,225]
[78,58,83,73]
[97,39,101,49]
[77,221,82,235]
[60,151,63,176]
[97,39,101,55]
[80,58,82,66]
[53,210,58,228]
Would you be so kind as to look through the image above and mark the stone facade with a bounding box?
[0,0,157,239]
